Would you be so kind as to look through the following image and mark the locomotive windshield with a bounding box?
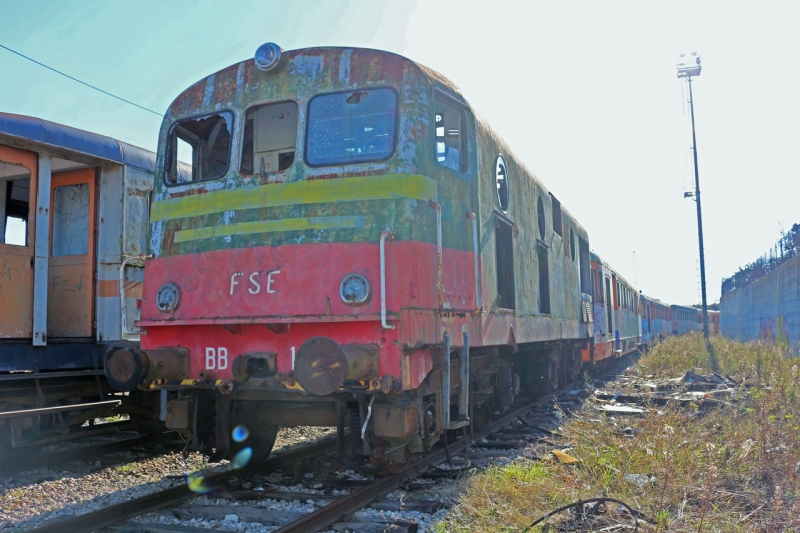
[165,112,232,184]
[240,101,298,175]
[305,88,397,166]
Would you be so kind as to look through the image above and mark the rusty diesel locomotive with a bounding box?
[0,113,164,457]
[103,44,655,471]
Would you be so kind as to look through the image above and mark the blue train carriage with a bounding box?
[671,304,699,335]
[0,113,160,456]
[585,252,640,362]
[639,294,671,347]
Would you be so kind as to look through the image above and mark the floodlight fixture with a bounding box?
[677,52,702,79]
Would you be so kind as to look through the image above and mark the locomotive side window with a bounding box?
[495,155,509,212]
[166,112,233,184]
[305,88,397,166]
[495,218,515,310]
[537,244,550,314]
[536,197,546,240]
[579,237,591,293]
[240,101,298,175]
[551,194,563,236]
[434,94,468,173]
[0,162,30,246]
[570,228,576,261]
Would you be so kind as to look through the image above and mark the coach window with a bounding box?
[596,271,604,303]
[434,93,468,173]
[306,88,397,166]
[0,162,30,246]
[241,101,298,175]
[166,112,233,184]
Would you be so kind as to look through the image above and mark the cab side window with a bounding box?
[166,112,233,184]
[434,94,468,173]
[241,101,298,175]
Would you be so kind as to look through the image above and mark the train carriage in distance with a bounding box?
[0,113,159,456]
[672,304,700,335]
[583,252,639,363]
[699,309,720,335]
[104,44,597,471]
[639,294,671,347]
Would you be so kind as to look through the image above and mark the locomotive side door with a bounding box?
[0,145,37,338]
[47,168,96,338]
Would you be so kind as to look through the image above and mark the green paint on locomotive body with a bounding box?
[150,46,592,324]
[150,47,478,259]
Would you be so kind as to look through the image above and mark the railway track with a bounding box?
[0,426,181,478]
[26,356,634,533]
[27,391,569,532]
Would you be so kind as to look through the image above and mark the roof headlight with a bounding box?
[340,274,370,306]
[255,43,282,72]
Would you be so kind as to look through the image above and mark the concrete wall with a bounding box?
[720,253,800,354]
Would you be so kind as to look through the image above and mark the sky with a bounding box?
[2,0,799,306]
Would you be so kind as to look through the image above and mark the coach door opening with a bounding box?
[48,168,96,338]
[0,145,37,338]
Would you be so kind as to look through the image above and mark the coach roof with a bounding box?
[0,112,156,172]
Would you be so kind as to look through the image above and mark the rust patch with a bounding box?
[98,279,119,297]
[168,187,208,199]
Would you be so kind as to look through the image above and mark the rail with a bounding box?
[29,436,338,533]
[273,384,573,533]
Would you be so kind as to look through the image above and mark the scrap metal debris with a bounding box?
[522,497,645,533]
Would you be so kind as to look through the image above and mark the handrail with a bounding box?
[380,228,395,330]
[120,254,151,336]
[467,211,481,309]
[429,200,443,307]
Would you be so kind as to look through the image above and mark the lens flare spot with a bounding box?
[232,425,250,443]
[232,447,253,468]
[186,472,212,494]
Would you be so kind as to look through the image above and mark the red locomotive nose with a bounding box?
[294,336,379,396]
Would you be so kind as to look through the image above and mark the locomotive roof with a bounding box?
[0,112,156,172]
[164,45,588,238]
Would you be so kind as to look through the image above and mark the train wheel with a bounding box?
[0,424,41,461]
[369,445,412,475]
[229,402,278,464]
[472,401,495,431]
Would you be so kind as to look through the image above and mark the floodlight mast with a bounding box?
[677,52,710,343]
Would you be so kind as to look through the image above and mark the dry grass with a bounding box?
[435,334,800,532]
